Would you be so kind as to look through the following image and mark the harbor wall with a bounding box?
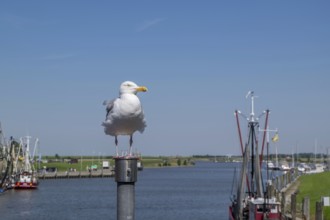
[38,170,114,179]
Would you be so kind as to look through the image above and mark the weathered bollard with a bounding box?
[281,192,286,215]
[115,157,138,220]
[315,201,323,220]
[291,193,296,219]
[302,196,310,220]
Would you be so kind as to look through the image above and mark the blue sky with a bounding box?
[1,1,329,157]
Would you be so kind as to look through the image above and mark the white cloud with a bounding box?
[136,18,166,32]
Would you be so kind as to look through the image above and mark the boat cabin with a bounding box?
[248,198,281,220]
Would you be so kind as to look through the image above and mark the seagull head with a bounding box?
[120,81,148,95]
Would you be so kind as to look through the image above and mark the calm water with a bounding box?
[0,162,240,220]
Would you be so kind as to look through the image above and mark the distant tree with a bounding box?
[163,160,168,166]
[183,160,187,166]
[55,154,60,159]
[177,158,182,166]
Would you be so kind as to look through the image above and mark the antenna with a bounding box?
[237,91,263,122]
[245,91,252,99]
[245,91,259,122]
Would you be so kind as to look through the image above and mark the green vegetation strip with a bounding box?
[297,172,330,219]
[36,156,195,172]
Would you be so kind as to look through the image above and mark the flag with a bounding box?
[272,133,279,142]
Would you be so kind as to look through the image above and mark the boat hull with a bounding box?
[229,206,235,220]
[14,182,37,189]
[14,172,38,189]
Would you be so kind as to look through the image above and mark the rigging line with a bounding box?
[230,167,237,201]
[235,110,244,155]
[260,109,270,166]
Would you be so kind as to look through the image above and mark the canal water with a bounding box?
[0,162,240,220]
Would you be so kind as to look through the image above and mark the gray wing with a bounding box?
[103,99,115,119]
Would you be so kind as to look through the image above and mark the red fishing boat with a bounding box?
[229,91,281,220]
[14,171,38,189]
[14,136,39,190]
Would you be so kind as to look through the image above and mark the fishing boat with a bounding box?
[0,124,16,192]
[280,164,290,171]
[136,152,143,171]
[14,171,38,189]
[14,136,39,189]
[137,160,143,171]
[229,91,281,220]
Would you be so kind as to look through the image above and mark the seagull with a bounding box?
[102,81,147,157]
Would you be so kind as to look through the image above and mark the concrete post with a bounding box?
[302,196,310,220]
[115,157,138,220]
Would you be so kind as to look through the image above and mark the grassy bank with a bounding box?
[35,156,195,172]
[297,172,330,219]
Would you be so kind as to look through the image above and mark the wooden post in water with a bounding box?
[276,189,280,202]
[267,183,274,198]
[115,157,138,220]
[281,175,284,189]
[288,171,292,184]
[281,192,286,216]
[315,201,323,220]
[275,177,278,190]
[302,196,310,220]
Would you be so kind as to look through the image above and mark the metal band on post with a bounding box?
[115,157,138,220]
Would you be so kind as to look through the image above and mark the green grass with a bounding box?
[297,172,330,219]
[34,159,111,172]
[35,156,194,172]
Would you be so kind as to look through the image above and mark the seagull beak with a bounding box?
[136,86,148,92]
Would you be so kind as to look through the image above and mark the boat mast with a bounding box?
[21,136,32,172]
[260,110,270,165]
[236,91,265,198]
[247,91,263,197]
[259,126,277,180]
[235,110,251,193]
[314,139,317,164]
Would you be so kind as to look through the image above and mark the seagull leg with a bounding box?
[129,135,133,157]
[115,136,119,157]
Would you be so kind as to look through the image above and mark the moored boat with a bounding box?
[229,197,281,220]
[229,92,281,220]
[137,160,143,171]
[280,164,290,171]
[14,136,39,190]
[14,171,38,189]
[267,162,280,171]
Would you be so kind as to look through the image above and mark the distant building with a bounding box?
[68,159,78,164]
[45,167,57,173]
[103,161,110,169]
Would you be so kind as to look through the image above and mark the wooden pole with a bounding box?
[291,193,296,220]
[315,201,323,220]
[281,192,286,216]
[302,196,310,220]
